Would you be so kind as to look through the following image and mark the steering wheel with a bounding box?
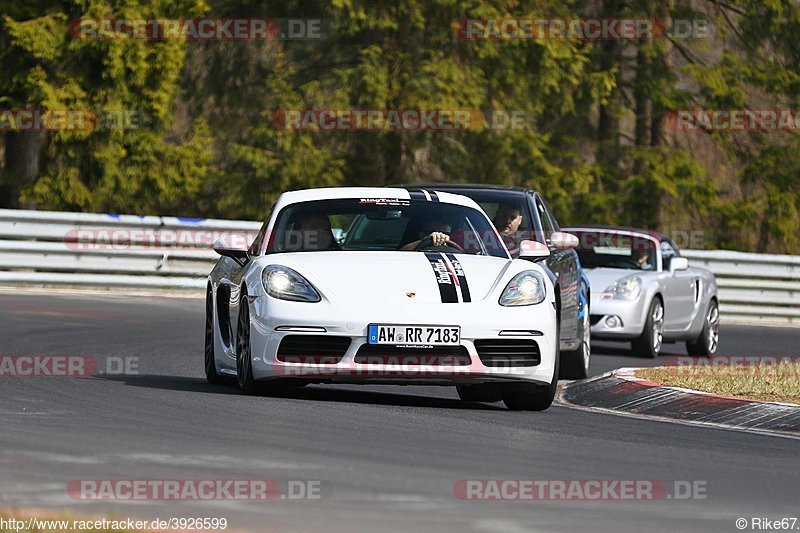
[611,257,641,269]
[413,234,465,253]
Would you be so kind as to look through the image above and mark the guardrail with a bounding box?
[1,208,798,325]
[682,249,800,326]
[0,208,260,290]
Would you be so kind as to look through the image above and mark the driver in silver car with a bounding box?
[637,249,655,270]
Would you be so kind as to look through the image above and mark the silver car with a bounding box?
[563,226,719,358]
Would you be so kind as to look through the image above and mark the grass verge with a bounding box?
[635,362,800,404]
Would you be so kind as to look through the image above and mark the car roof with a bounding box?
[394,182,535,194]
[275,186,483,211]
[562,224,669,242]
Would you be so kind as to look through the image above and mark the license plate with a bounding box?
[368,325,461,346]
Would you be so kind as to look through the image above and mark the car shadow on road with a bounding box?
[94,374,241,395]
[592,341,687,358]
[261,385,507,410]
[95,374,507,410]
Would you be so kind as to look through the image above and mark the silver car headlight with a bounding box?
[262,265,321,302]
[601,276,642,301]
[499,271,547,306]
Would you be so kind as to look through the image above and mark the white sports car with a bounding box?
[205,187,560,410]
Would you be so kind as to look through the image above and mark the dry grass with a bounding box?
[635,362,800,404]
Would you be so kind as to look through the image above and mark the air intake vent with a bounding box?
[355,344,471,366]
[590,314,603,326]
[277,335,351,364]
[474,339,540,367]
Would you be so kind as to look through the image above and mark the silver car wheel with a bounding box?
[652,301,664,354]
[707,303,720,353]
[581,309,591,372]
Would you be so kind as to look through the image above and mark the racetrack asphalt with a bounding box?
[0,291,798,532]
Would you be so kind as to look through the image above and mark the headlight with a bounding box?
[601,276,642,300]
[499,271,547,306]
[262,265,321,302]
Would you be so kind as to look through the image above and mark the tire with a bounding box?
[632,297,664,359]
[204,287,222,384]
[456,384,502,403]
[560,306,591,379]
[235,290,257,394]
[456,386,478,401]
[502,336,559,412]
[687,299,720,356]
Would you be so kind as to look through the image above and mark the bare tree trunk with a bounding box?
[1,131,42,208]
[651,0,674,147]
[633,45,651,152]
[596,0,623,167]
[630,0,660,228]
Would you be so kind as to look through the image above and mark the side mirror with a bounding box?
[213,234,250,266]
[670,257,689,272]
[549,231,579,250]
[518,240,551,261]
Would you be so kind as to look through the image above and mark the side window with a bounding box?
[249,205,275,255]
[541,198,561,232]
[536,199,555,243]
[660,240,678,271]
[249,220,269,255]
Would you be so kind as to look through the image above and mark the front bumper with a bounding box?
[243,296,558,386]
[589,296,650,340]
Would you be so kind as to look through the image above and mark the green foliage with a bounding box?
[1,0,211,213]
[741,144,800,252]
[0,0,798,253]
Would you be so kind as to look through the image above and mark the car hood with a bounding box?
[262,251,513,304]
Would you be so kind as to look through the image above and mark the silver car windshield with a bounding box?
[573,231,657,270]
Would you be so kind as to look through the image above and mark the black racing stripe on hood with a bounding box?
[445,253,471,302]
[424,252,458,303]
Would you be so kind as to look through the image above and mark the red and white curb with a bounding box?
[557,368,800,440]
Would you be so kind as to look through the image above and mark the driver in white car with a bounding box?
[401,219,452,250]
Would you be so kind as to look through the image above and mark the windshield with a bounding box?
[266,198,509,258]
[572,230,657,270]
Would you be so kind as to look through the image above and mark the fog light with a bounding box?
[605,315,621,328]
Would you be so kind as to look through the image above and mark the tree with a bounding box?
[0,0,214,214]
